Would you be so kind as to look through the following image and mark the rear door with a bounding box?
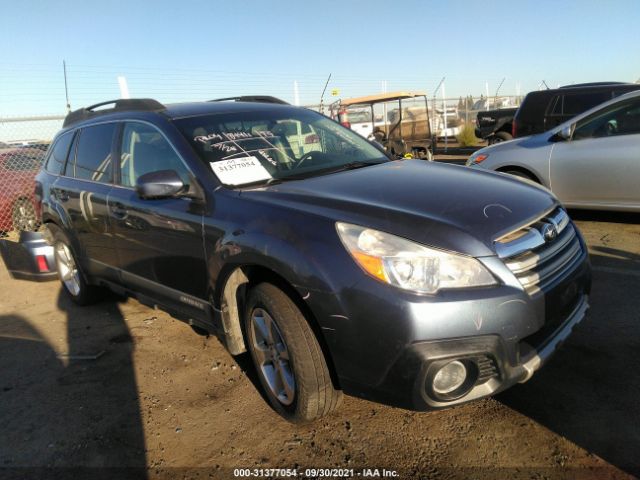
[53,123,118,280]
[107,121,208,316]
[549,96,640,208]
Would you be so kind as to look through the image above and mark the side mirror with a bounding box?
[136,170,186,199]
[552,124,574,142]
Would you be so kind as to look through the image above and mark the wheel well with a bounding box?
[496,165,540,183]
[217,265,341,389]
[12,196,32,209]
[496,124,512,134]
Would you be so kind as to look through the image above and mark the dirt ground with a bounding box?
[1,210,639,480]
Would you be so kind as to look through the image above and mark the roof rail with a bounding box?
[209,95,290,105]
[63,98,165,127]
[558,82,630,89]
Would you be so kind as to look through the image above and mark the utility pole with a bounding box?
[432,77,445,145]
[442,81,448,150]
[319,73,332,114]
[494,77,505,107]
[63,60,71,112]
[485,81,490,110]
[293,80,300,106]
[118,76,131,99]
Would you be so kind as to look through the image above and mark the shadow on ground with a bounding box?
[498,243,640,477]
[0,290,147,479]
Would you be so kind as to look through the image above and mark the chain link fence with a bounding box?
[307,95,522,150]
[0,115,63,237]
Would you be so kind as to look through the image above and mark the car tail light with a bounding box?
[34,182,43,218]
[511,119,517,137]
[36,254,50,272]
[305,134,319,144]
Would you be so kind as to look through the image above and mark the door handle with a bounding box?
[56,189,69,202]
[110,203,128,219]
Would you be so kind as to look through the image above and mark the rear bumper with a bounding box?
[0,231,57,281]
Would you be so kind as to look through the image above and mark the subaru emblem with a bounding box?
[542,223,558,242]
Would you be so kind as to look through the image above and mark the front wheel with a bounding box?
[503,169,537,182]
[244,283,342,422]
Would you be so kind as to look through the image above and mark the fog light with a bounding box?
[432,360,467,394]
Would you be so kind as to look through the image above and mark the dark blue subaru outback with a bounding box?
[35,98,591,422]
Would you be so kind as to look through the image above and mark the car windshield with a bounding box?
[174,108,388,187]
[345,110,372,123]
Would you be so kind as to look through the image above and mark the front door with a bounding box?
[550,96,640,208]
[107,121,208,317]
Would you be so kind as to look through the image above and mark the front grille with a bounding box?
[495,208,584,294]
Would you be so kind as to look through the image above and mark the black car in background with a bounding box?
[35,98,590,422]
[512,82,640,138]
[475,107,518,144]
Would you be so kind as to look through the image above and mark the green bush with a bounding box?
[457,123,479,147]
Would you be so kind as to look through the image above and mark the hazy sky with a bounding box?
[1,0,639,116]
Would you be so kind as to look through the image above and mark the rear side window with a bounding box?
[72,124,116,183]
[561,92,610,115]
[45,132,74,174]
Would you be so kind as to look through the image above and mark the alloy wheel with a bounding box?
[55,242,81,296]
[250,308,296,406]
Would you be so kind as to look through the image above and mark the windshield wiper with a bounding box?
[282,160,383,180]
[239,160,384,188]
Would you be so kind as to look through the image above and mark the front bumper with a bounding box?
[337,293,589,411]
[310,232,591,411]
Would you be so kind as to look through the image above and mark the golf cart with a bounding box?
[330,91,434,160]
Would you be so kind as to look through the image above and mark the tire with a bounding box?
[12,198,39,232]
[424,149,434,162]
[489,131,513,145]
[244,283,342,422]
[48,224,104,305]
[503,169,537,182]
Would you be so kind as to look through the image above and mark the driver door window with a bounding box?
[573,98,640,140]
[119,122,190,187]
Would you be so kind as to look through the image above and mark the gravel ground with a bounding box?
[0,210,638,480]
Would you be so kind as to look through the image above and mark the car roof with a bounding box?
[163,100,296,119]
[56,99,308,137]
[60,99,305,130]
[526,82,639,97]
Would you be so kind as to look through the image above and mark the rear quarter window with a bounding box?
[45,131,74,174]
[71,124,116,183]
[562,92,610,115]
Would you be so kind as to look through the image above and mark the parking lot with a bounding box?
[0,209,637,479]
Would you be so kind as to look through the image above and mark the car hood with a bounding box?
[476,133,551,156]
[240,160,557,257]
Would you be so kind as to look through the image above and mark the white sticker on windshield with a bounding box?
[210,156,272,185]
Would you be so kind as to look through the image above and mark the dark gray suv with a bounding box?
[35,98,591,422]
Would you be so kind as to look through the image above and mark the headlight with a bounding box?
[336,223,497,294]
[466,153,489,166]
